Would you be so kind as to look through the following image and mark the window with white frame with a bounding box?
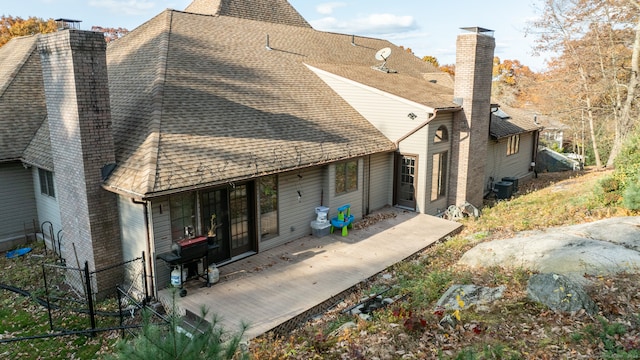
[38,168,55,198]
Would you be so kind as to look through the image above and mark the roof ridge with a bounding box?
[184,0,311,28]
[144,10,174,194]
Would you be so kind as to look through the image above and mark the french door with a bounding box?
[201,182,255,262]
[396,154,417,210]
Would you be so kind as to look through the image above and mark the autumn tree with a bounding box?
[530,0,640,167]
[492,56,538,107]
[439,64,455,76]
[422,55,440,68]
[0,15,57,47]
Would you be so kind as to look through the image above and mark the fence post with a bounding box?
[84,261,96,337]
[142,251,149,304]
[116,285,125,338]
[42,264,54,331]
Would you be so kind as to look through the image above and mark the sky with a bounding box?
[1,0,550,71]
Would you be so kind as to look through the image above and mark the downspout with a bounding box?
[531,129,540,175]
[132,198,155,299]
[366,155,371,215]
[395,110,439,146]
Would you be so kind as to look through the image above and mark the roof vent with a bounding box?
[55,19,82,31]
[265,34,272,51]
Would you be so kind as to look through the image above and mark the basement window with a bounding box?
[38,168,55,198]
[507,135,520,155]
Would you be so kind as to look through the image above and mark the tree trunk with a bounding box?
[606,9,640,166]
[577,65,603,168]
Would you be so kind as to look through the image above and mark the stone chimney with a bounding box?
[449,27,495,209]
[38,30,122,296]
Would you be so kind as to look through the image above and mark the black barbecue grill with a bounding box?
[156,236,219,296]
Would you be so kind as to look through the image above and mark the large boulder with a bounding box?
[527,273,598,314]
[458,217,640,282]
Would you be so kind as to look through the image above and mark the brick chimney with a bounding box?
[449,27,495,209]
[38,30,122,296]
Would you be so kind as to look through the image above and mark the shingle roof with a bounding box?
[103,9,456,197]
[0,2,459,198]
[184,0,311,28]
[22,118,53,171]
[0,35,48,162]
[490,105,542,139]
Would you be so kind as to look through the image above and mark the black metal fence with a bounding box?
[41,253,150,334]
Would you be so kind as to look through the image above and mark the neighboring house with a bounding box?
[0,0,538,297]
[485,105,541,194]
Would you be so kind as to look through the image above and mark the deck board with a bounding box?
[158,209,462,339]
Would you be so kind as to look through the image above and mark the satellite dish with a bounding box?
[375,47,392,61]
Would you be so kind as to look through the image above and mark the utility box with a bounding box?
[494,181,513,199]
[310,220,331,238]
[502,177,519,192]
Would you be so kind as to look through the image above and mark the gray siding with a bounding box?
[261,167,324,251]
[325,158,364,221]
[425,116,453,215]
[150,198,172,289]
[485,132,535,194]
[118,195,147,262]
[0,162,38,249]
[32,167,62,247]
[367,152,394,212]
[117,195,148,295]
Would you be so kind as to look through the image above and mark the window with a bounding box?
[431,151,448,201]
[507,135,520,155]
[434,125,449,143]
[259,175,278,241]
[335,160,358,195]
[170,193,196,240]
[38,168,55,197]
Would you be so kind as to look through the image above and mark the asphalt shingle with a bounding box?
[104,7,456,197]
[0,35,48,162]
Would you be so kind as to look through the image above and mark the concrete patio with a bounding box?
[158,208,462,339]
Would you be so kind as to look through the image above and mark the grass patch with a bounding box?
[0,242,119,359]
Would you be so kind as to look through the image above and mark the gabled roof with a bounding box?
[0,35,48,163]
[184,0,311,28]
[103,8,455,198]
[490,105,542,139]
